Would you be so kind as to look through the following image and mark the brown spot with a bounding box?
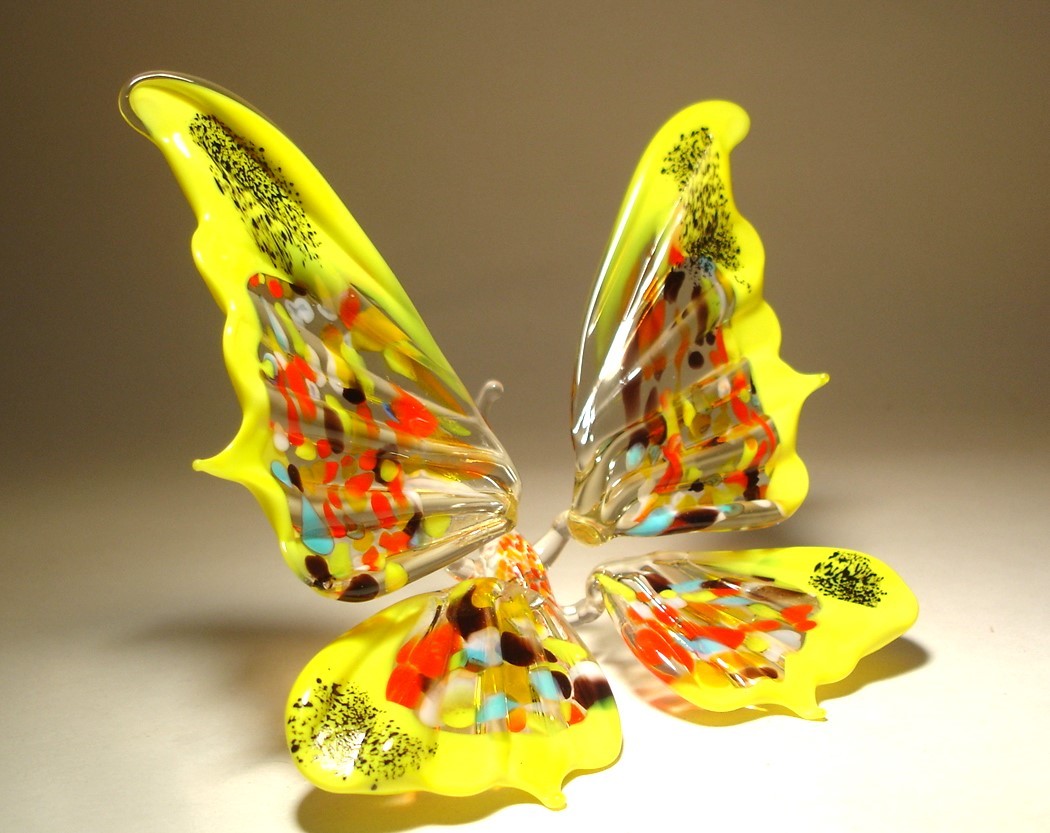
[678,507,721,529]
[572,675,613,708]
[339,573,381,602]
[305,555,332,583]
[500,631,540,667]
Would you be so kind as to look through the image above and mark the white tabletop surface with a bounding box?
[3,439,1046,832]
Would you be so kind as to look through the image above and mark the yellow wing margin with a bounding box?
[120,73,518,600]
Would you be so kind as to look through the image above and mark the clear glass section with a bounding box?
[591,547,919,719]
[570,102,826,544]
[287,534,620,808]
[120,73,519,600]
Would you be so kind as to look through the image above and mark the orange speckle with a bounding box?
[781,604,814,624]
[390,388,438,438]
[385,665,424,709]
[283,356,318,421]
[362,546,381,570]
[323,502,346,539]
[724,471,747,489]
[710,328,728,365]
[386,475,407,506]
[370,491,396,528]
[637,301,666,353]
[339,290,361,328]
[696,625,746,650]
[345,472,373,498]
[507,708,527,733]
[396,637,418,664]
[731,396,753,425]
[407,622,457,679]
[567,702,586,725]
[379,530,411,554]
[656,434,684,492]
[634,625,694,677]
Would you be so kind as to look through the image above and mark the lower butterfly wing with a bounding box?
[570,101,825,545]
[287,537,621,809]
[592,547,917,719]
[120,74,518,600]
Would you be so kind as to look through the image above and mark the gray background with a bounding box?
[4,1,1047,478]
[2,3,1047,831]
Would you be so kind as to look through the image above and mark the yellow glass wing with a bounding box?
[286,535,621,808]
[570,102,826,544]
[593,546,918,718]
[120,73,518,600]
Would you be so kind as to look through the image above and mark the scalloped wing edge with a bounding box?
[593,546,918,720]
[570,101,827,541]
[121,73,518,597]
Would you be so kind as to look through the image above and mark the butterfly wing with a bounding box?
[592,547,917,719]
[121,74,519,600]
[570,101,825,544]
[286,534,621,809]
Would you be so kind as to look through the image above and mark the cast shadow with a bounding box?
[122,616,606,830]
[294,750,623,833]
[119,616,360,757]
[296,788,531,833]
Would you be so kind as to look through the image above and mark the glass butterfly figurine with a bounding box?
[120,73,918,810]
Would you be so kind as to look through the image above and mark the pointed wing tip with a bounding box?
[671,100,751,139]
[120,71,269,140]
[192,454,229,478]
[793,701,827,721]
[536,789,568,811]
[794,369,829,398]
[119,71,196,136]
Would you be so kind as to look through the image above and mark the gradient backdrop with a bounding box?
[2,3,1047,831]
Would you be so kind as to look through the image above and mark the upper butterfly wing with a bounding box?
[570,102,825,544]
[121,74,518,600]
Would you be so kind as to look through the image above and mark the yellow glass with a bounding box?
[121,72,916,809]
[121,73,519,603]
[570,102,826,545]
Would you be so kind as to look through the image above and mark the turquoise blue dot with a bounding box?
[626,442,645,469]
[692,637,729,655]
[300,497,334,555]
[529,668,561,700]
[477,693,511,723]
[270,461,293,487]
[626,506,675,536]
